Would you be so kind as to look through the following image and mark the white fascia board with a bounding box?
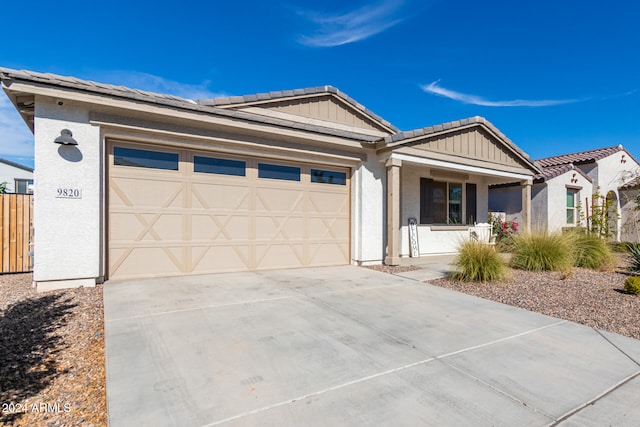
[391,153,532,181]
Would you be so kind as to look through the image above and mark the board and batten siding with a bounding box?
[394,127,532,175]
[240,96,387,133]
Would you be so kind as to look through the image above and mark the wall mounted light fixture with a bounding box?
[54,129,78,145]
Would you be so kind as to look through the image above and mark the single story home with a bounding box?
[0,67,540,290]
[489,145,640,240]
[0,157,33,193]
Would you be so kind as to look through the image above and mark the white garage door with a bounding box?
[107,142,350,280]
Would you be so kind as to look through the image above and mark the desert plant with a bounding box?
[610,242,631,253]
[452,240,506,282]
[586,189,619,239]
[570,232,614,269]
[511,232,574,272]
[624,276,640,295]
[628,243,640,271]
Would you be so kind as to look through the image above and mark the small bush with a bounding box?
[571,232,614,269]
[511,233,574,272]
[610,242,631,253]
[496,234,516,253]
[624,277,640,295]
[628,243,640,272]
[452,240,506,282]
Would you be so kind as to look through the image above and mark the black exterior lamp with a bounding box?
[54,129,78,145]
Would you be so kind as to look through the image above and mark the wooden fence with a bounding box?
[0,194,34,273]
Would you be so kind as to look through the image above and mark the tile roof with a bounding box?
[383,116,538,170]
[536,145,624,168]
[0,158,33,172]
[532,163,592,183]
[199,86,399,132]
[0,68,380,143]
[619,175,640,190]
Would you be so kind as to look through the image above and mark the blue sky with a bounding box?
[1,0,639,169]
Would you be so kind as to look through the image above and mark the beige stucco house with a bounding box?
[0,67,540,290]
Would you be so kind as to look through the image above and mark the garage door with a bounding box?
[107,142,350,280]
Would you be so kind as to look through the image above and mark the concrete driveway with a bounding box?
[104,266,640,426]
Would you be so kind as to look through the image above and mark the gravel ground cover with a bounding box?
[0,273,106,427]
[430,254,640,340]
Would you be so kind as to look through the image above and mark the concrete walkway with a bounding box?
[397,254,457,281]
[104,266,640,426]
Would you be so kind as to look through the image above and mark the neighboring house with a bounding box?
[489,145,640,239]
[0,158,33,193]
[0,67,540,290]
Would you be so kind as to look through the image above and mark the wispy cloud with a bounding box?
[89,70,226,100]
[297,0,407,47]
[0,95,34,163]
[421,80,580,107]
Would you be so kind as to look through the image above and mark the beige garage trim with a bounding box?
[107,141,350,280]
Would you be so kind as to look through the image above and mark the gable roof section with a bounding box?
[381,116,540,174]
[199,86,398,134]
[533,163,592,183]
[0,68,380,143]
[0,158,33,173]
[536,145,631,167]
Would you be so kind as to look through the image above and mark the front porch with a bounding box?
[378,118,539,266]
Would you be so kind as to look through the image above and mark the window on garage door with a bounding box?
[310,169,347,185]
[258,163,301,181]
[194,156,246,176]
[113,146,179,170]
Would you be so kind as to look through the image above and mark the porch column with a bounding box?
[385,158,402,265]
[521,179,532,232]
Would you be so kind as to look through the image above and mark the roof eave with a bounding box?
[0,69,379,144]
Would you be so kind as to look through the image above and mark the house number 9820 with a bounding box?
[56,188,82,199]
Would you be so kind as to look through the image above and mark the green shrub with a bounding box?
[496,234,516,253]
[511,233,574,272]
[628,243,640,271]
[611,242,631,253]
[571,232,614,269]
[624,277,640,295]
[452,240,506,282]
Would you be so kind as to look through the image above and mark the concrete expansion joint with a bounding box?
[435,320,567,360]
[440,360,556,423]
[549,370,640,427]
[106,295,295,322]
[545,328,640,426]
[200,320,570,427]
[594,328,640,367]
[390,271,446,281]
[304,281,419,297]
